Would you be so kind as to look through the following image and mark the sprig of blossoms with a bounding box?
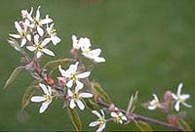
[8,6,61,59]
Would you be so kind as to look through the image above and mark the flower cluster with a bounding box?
[146,83,192,112]
[72,35,105,63]
[9,6,61,59]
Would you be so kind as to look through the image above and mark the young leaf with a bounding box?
[135,121,153,131]
[44,58,75,70]
[126,91,138,114]
[21,81,39,110]
[67,107,82,131]
[177,118,192,131]
[4,66,25,89]
[92,82,112,103]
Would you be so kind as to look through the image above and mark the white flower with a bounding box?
[72,35,80,50]
[58,62,90,89]
[79,37,105,63]
[9,21,31,47]
[89,110,106,132]
[111,111,127,124]
[171,83,192,111]
[148,94,162,110]
[68,86,93,110]
[31,83,53,113]
[26,34,55,58]
[31,6,53,36]
[46,23,61,45]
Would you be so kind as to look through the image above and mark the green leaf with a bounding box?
[4,66,25,89]
[135,121,153,131]
[21,81,39,110]
[92,82,112,103]
[177,118,192,131]
[67,107,82,131]
[44,58,75,70]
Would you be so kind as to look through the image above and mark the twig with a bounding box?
[97,99,183,131]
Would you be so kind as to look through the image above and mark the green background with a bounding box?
[0,0,194,131]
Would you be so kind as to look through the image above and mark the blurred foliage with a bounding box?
[0,0,195,131]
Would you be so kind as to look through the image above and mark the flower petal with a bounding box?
[67,89,73,97]
[9,34,21,39]
[31,96,46,102]
[39,83,49,95]
[93,56,105,63]
[177,83,183,96]
[36,51,42,58]
[121,115,127,121]
[21,38,27,47]
[148,105,156,110]
[111,112,117,118]
[39,101,51,114]
[79,92,93,98]
[79,37,91,51]
[51,35,61,45]
[69,62,79,74]
[77,71,91,78]
[37,26,44,36]
[76,80,84,90]
[40,18,53,25]
[26,46,36,51]
[182,102,192,108]
[180,94,190,101]
[36,6,41,21]
[42,38,51,46]
[89,121,100,127]
[72,35,80,49]
[92,110,101,118]
[15,21,22,32]
[175,101,180,111]
[70,99,76,109]
[76,99,85,110]
[171,93,177,100]
[90,48,101,56]
[97,123,106,132]
[42,48,55,56]
[58,65,66,77]
[66,80,73,88]
[34,34,39,44]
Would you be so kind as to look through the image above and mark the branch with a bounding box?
[97,99,183,131]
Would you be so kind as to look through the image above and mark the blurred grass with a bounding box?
[0,0,195,131]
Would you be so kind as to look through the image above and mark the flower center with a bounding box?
[51,28,57,35]
[33,18,40,26]
[36,44,43,51]
[43,94,52,101]
[73,93,79,100]
[98,118,105,125]
[70,74,77,82]
[20,31,26,38]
